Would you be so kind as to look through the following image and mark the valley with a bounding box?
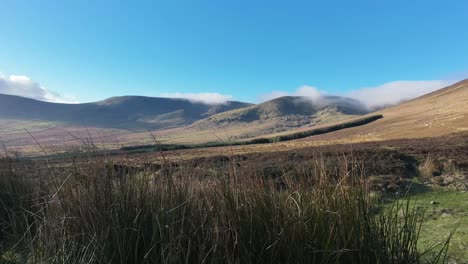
[2,2,467,262]
[1,80,468,263]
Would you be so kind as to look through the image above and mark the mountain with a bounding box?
[6,79,467,155]
[306,79,468,142]
[0,93,372,154]
[191,95,369,137]
[0,94,252,130]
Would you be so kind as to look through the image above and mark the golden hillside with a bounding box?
[308,79,468,142]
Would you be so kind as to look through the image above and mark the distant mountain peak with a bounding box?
[193,95,370,136]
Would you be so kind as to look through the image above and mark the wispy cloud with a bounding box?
[260,85,324,102]
[1,72,460,109]
[0,74,77,103]
[260,80,457,109]
[160,92,233,104]
[346,80,456,108]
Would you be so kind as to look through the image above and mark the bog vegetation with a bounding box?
[0,151,450,264]
[120,114,384,154]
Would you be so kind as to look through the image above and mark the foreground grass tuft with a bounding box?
[0,156,450,263]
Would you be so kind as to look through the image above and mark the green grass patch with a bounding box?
[409,190,468,263]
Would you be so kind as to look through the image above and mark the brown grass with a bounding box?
[0,153,451,263]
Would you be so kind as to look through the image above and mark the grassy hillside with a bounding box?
[0,94,252,130]
[116,114,383,155]
[305,79,468,143]
[192,95,368,137]
[0,94,371,155]
[5,80,468,156]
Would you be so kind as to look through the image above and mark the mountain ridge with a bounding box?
[2,80,468,155]
[192,95,369,135]
[0,93,253,130]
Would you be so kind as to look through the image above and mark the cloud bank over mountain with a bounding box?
[159,92,233,104]
[0,74,77,103]
[346,80,456,108]
[260,80,457,109]
[260,85,324,102]
[1,72,459,109]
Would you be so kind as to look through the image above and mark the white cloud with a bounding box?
[259,91,289,101]
[259,80,457,109]
[160,92,233,104]
[346,80,456,109]
[260,85,324,102]
[0,74,77,103]
[295,85,323,101]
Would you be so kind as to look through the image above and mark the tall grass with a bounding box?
[0,154,446,263]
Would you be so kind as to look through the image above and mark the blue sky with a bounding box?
[0,0,467,105]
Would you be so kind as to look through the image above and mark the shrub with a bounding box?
[419,156,443,178]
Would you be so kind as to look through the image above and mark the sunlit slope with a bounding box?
[307,79,468,142]
[189,95,368,139]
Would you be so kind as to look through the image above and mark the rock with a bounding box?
[437,208,454,218]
